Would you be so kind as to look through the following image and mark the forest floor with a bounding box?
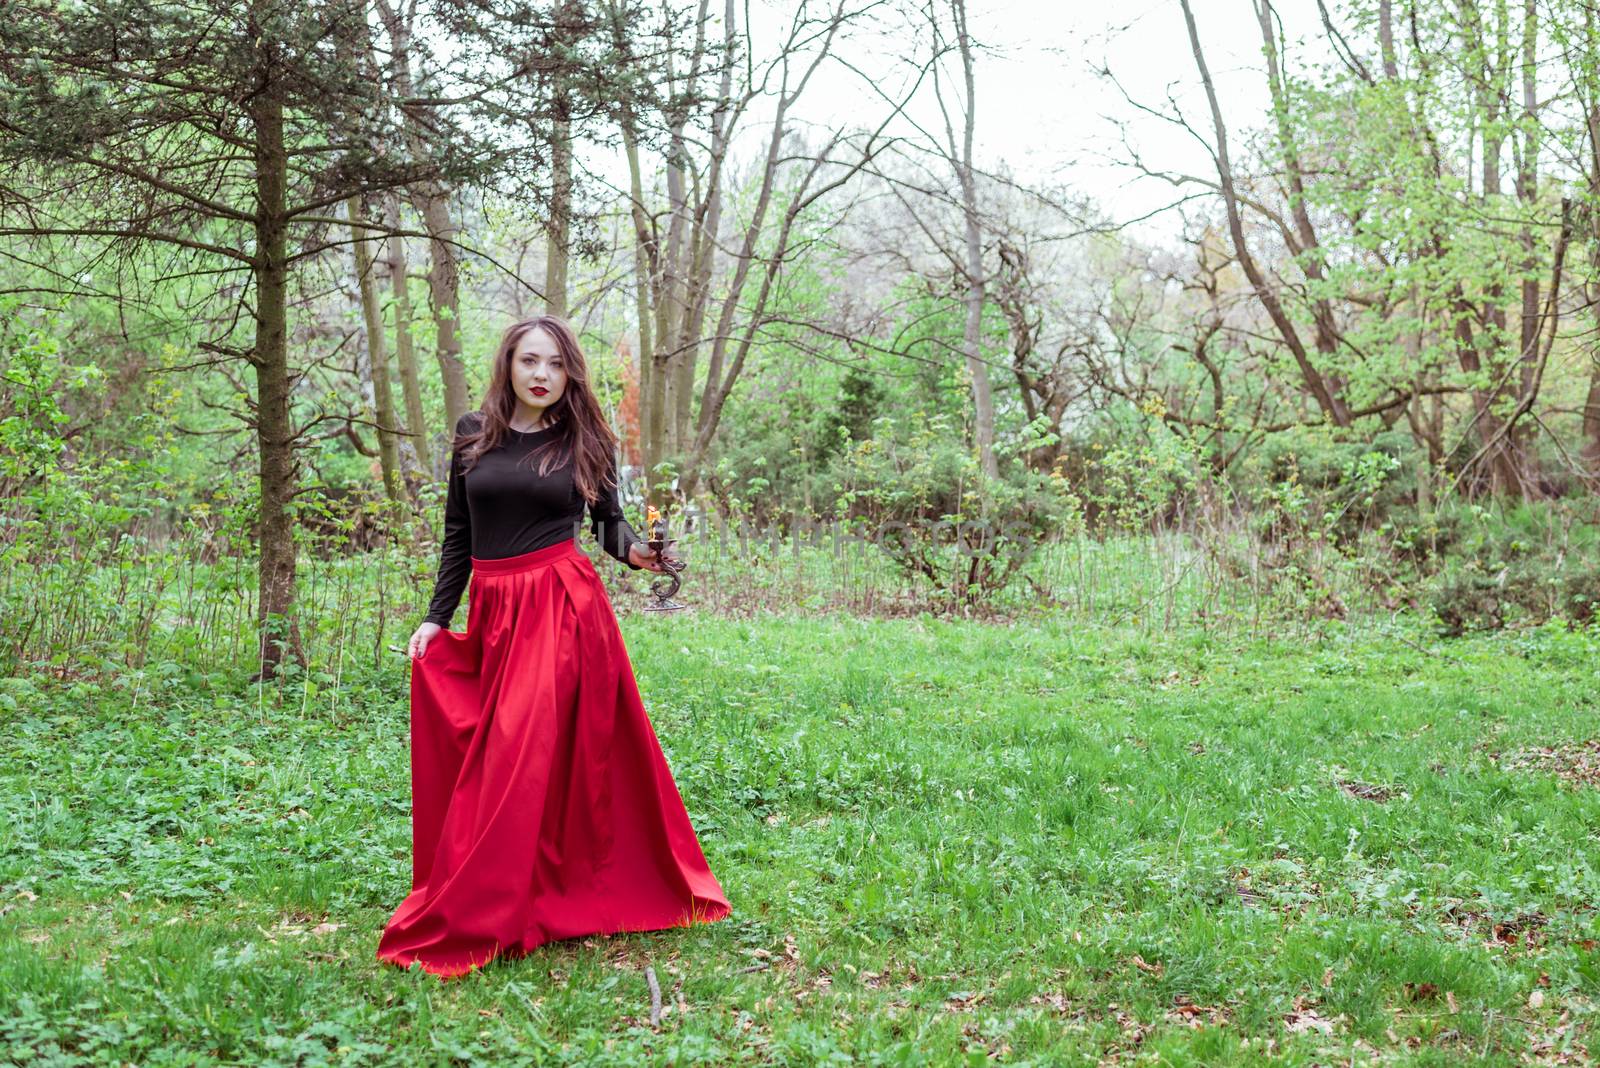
[2,611,1597,1065]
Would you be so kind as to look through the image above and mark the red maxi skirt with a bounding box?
[376,537,731,978]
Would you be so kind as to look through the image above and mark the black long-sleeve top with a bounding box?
[421,410,646,628]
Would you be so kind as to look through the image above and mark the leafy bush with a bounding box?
[1425,501,1600,635]
[834,411,1082,608]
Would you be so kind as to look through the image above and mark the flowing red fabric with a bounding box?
[377,537,731,978]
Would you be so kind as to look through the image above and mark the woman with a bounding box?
[376,314,731,978]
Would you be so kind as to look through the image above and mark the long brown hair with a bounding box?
[455,315,622,504]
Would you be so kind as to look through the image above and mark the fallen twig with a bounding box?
[645,965,662,1027]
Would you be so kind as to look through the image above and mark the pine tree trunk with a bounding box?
[249,84,304,679]
[545,104,571,317]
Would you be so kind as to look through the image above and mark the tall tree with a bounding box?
[1103,0,1579,498]
[938,0,999,478]
[605,0,907,504]
[385,195,432,478]
[349,194,404,506]
[0,0,489,675]
[1177,0,1353,431]
[375,0,473,433]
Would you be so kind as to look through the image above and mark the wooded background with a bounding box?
[2,0,1598,678]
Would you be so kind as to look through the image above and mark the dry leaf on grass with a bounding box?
[1524,1009,1591,1065]
[945,989,988,1012]
[1337,778,1404,802]
[1490,740,1600,789]
[1110,1007,1154,1049]
[1284,996,1337,1036]
[1165,994,1229,1027]
[1028,992,1076,1015]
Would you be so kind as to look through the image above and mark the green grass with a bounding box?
[2,612,1598,1065]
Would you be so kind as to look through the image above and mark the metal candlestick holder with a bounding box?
[642,506,688,612]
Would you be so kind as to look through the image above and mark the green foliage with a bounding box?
[1426,502,1600,635]
[1074,420,1202,533]
[0,304,80,485]
[836,410,1082,607]
[815,362,884,466]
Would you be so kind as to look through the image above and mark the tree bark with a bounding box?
[619,111,658,482]
[952,0,998,478]
[413,192,468,430]
[1514,0,1540,458]
[1180,0,1351,428]
[386,194,431,478]
[1577,11,1600,490]
[611,0,751,505]
[1450,0,1533,495]
[653,1,710,473]
[691,100,791,490]
[248,81,304,678]
[657,123,691,462]
[376,0,470,432]
[1581,299,1600,488]
[349,194,404,506]
[1378,0,1399,79]
[544,97,572,317]
[1255,0,1352,425]
[670,0,737,459]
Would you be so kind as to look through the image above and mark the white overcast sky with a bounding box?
[573,2,1337,243]
[883,0,1334,227]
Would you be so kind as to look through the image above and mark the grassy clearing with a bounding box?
[2,611,1597,1065]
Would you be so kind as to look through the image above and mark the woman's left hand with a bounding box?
[628,543,681,573]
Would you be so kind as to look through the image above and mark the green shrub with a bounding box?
[1425,501,1600,635]
[835,411,1082,607]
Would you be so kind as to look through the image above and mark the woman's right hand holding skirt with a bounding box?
[409,621,443,660]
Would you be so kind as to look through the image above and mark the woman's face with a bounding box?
[510,326,568,418]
